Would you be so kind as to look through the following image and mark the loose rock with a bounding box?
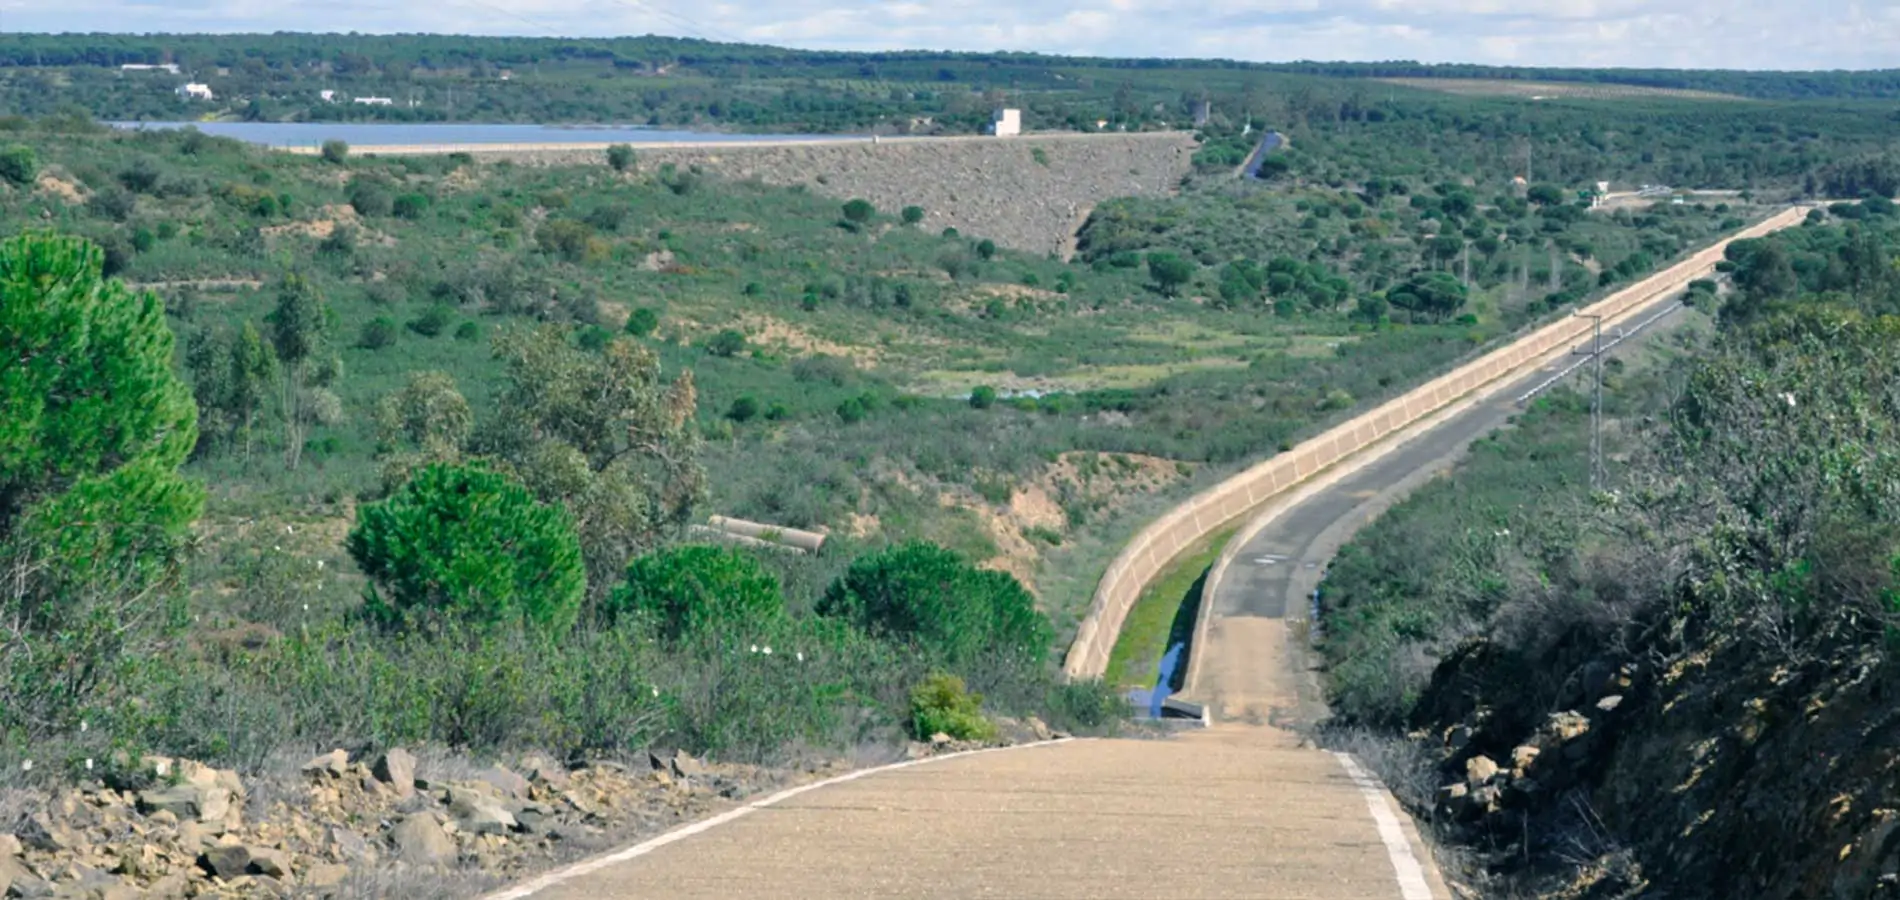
[1465,755,1500,787]
[390,816,456,867]
[476,765,529,799]
[371,748,417,798]
[301,750,350,778]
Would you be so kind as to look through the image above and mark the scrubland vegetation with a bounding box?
[1316,205,1900,896]
[3,37,1897,815]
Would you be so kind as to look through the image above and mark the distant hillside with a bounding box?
[2,34,1898,128]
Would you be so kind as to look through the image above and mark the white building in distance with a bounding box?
[176,83,214,101]
[991,108,1021,138]
[353,97,394,106]
[122,63,181,75]
[319,90,337,103]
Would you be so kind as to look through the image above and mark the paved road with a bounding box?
[509,726,1441,900]
[1191,298,1694,726]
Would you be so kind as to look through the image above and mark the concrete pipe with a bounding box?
[707,516,827,553]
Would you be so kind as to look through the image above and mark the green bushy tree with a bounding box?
[842,198,875,223]
[479,326,706,594]
[818,541,1052,670]
[0,232,205,739]
[606,544,783,640]
[1147,251,1194,296]
[348,463,584,633]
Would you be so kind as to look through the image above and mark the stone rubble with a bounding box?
[1,746,842,898]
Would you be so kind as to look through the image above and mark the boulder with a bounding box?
[303,862,350,889]
[929,732,953,748]
[5,869,53,899]
[1465,754,1500,787]
[1545,710,1591,743]
[668,751,706,779]
[0,833,24,857]
[476,765,529,799]
[1595,694,1625,713]
[521,756,570,791]
[200,844,253,880]
[13,814,71,852]
[1025,717,1054,742]
[0,856,27,896]
[449,788,518,836]
[301,750,350,778]
[371,749,416,798]
[246,847,290,878]
[1510,745,1542,775]
[390,816,456,867]
[138,783,231,825]
[330,826,372,862]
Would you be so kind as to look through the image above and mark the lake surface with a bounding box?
[108,121,861,149]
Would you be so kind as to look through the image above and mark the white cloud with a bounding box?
[2,0,1897,69]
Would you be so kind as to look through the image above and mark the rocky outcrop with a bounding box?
[493,133,1198,257]
[2,748,829,898]
[1412,630,1900,899]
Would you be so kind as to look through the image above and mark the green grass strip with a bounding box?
[1103,527,1237,690]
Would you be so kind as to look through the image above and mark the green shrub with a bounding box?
[347,463,585,633]
[909,673,996,741]
[836,396,867,424]
[347,178,393,217]
[969,385,998,410]
[407,304,455,337]
[319,140,349,164]
[606,545,784,640]
[901,205,925,225]
[392,193,430,220]
[453,320,482,342]
[818,541,1053,670]
[706,328,746,357]
[625,307,660,337]
[727,395,761,422]
[359,316,399,349]
[536,219,597,263]
[842,198,875,223]
[0,144,35,186]
[976,239,997,260]
[605,143,636,172]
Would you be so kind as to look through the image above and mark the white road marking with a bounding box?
[1330,751,1435,900]
[482,738,1081,899]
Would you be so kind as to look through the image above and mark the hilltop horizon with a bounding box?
[1,0,1896,71]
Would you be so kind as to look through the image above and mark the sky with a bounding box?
[0,0,1896,71]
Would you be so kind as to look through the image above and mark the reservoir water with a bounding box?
[108,121,861,149]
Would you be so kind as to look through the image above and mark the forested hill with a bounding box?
[3,32,1899,102]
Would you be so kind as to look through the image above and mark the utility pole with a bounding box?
[1573,312,1605,491]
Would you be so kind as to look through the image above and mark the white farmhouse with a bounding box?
[991,108,1021,138]
[176,83,214,101]
[122,63,181,75]
[319,89,337,103]
[353,97,394,107]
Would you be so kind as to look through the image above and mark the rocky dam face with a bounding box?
[497,132,1199,258]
